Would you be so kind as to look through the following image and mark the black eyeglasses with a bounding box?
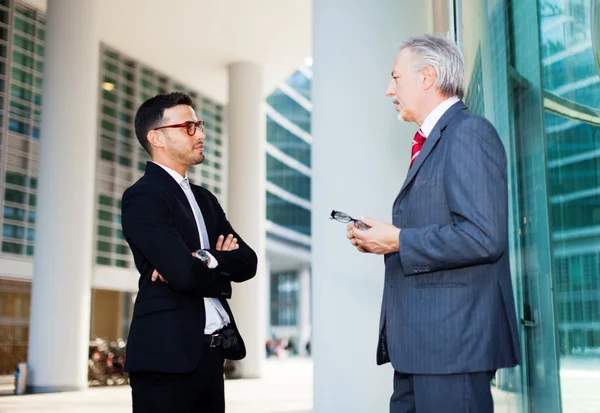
[330,210,371,230]
[153,120,204,136]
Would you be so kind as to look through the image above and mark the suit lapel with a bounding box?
[144,162,201,248]
[396,101,467,200]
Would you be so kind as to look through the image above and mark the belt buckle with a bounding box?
[210,333,221,347]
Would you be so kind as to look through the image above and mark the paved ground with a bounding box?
[1,356,599,412]
[0,358,313,413]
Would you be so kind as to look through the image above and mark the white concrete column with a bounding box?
[265,258,271,339]
[298,266,311,354]
[227,62,266,378]
[312,0,432,411]
[27,0,100,393]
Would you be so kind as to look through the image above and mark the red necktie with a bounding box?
[410,129,426,168]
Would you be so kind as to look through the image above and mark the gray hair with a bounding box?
[400,35,465,99]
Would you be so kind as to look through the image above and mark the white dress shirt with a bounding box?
[152,162,230,334]
[420,96,460,138]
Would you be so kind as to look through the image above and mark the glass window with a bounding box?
[2,241,23,254]
[266,191,311,235]
[98,225,112,237]
[4,206,25,222]
[11,84,31,102]
[13,34,34,52]
[266,89,311,133]
[96,256,111,265]
[14,18,34,36]
[270,271,300,326]
[5,172,27,187]
[12,67,32,85]
[3,224,24,239]
[266,154,311,200]
[8,118,29,135]
[12,51,33,69]
[285,70,312,100]
[4,188,26,204]
[97,240,111,253]
[98,210,113,222]
[266,115,311,167]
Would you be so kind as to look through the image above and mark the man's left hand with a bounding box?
[346,217,400,255]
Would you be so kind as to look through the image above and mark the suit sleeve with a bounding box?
[398,120,508,276]
[204,192,258,283]
[121,184,228,294]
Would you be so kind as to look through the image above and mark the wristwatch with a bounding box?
[194,249,211,266]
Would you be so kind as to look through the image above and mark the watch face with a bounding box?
[197,250,209,262]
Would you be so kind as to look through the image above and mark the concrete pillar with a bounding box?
[227,62,266,378]
[299,266,311,354]
[312,0,432,411]
[27,0,100,393]
[265,258,271,339]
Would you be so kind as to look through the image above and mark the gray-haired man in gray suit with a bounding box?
[346,35,521,413]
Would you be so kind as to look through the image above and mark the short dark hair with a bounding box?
[134,92,193,154]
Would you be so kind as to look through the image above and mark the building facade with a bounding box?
[265,65,312,353]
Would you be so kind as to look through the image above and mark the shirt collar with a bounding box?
[420,96,460,138]
[152,161,188,185]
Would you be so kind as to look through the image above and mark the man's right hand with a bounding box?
[215,234,239,251]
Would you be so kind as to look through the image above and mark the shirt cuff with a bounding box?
[205,252,218,269]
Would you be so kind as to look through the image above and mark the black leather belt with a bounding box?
[203,332,223,347]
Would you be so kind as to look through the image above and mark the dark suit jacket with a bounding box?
[378,101,521,374]
[121,162,257,373]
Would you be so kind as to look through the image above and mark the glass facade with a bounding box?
[265,69,312,237]
[266,88,311,133]
[459,0,600,411]
[0,1,44,258]
[96,45,227,268]
[270,271,300,327]
[266,68,312,336]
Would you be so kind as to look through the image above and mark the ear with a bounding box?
[421,65,437,91]
[147,129,165,150]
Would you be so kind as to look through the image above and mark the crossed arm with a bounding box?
[122,185,257,294]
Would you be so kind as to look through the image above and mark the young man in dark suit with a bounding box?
[346,36,521,413]
[121,92,257,413]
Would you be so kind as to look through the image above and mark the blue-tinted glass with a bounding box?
[4,206,25,221]
[266,154,311,200]
[285,70,312,100]
[266,116,311,167]
[266,89,311,133]
[266,192,311,235]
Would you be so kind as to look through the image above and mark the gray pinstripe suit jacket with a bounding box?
[378,101,522,374]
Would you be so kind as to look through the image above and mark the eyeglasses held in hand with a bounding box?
[330,210,371,230]
[153,120,204,136]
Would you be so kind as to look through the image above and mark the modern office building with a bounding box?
[0,0,598,411]
[265,65,312,352]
